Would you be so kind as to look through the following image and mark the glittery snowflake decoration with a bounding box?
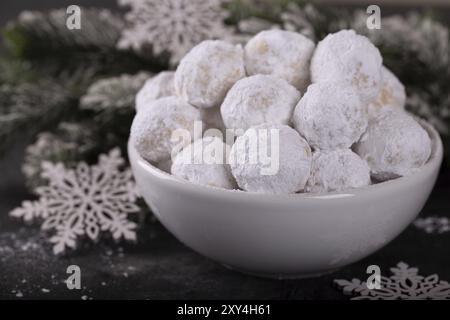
[335,262,450,300]
[414,216,450,234]
[10,149,140,255]
[117,0,234,66]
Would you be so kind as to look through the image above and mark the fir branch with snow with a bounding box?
[80,72,150,113]
[3,7,160,82]
[22,122,99,190]
[0,80,75,154]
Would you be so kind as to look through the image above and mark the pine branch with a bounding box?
[22,122,98,190]
[80,72,149,113]
[0,8,164,158]
[226,0,300,24]
[79,72,151,154]
[0,80,76,154]
[4,8,123,58]
[2,8,164,83]
[0,56,36,85]
[22,72,151,189]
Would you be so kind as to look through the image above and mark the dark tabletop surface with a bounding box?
[1,0,450,300]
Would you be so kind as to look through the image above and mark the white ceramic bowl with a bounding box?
[128,120,443,279]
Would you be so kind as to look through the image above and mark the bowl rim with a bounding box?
[128,117,443,200]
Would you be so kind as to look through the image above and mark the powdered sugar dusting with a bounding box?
[135,72,175,113]
[174,40,246,109]
[244,29,315,92]
[130,96,202,163]
[306,149,371,193]
[221,75,301,132]
[354,109,431,181]
[311,29,383,104]
[293,82,368,150]
[171,136,236,189]
[368,66,406,118]
[230,124,312,194]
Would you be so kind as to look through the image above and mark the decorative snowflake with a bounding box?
[335,262,450,300]
[414,216,450,234]
[117,0,234,66]
[11,149,140,255]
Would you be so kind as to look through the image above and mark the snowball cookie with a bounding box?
[293,82,367,150]
[171,136,236,189]
[174,40,246,109]
[221,75,301,132]
[130,96,202,163]
[306,149,371,193]
[135,71,175,112]
[244,30,315,92]
[229,124,312,194]
[354,109,431,181]
[368,66,406,118]
[311,29,383,104]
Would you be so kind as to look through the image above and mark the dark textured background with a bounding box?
[1,1,450,300]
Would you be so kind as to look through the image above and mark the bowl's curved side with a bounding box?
[128,119,443,277]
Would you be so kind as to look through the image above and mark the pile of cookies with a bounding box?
[130,29,432,194]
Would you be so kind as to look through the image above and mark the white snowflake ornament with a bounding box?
[117,0,234,66]
[10,149,140,255]
[335,262,450,300]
